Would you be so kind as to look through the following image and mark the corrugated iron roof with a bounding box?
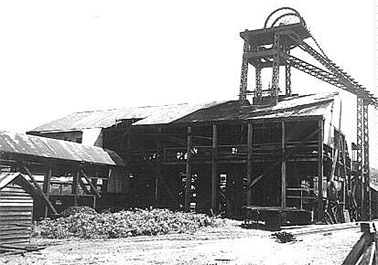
[0,172,24,190]
[241,92,338,120]
[0,131,125,166]
[29,92,338,133]
[29,101,226,133]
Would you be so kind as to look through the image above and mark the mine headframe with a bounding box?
[239,7,378,220]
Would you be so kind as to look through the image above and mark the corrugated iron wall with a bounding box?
[0,183,33,246]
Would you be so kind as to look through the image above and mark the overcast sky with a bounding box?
[0,0,377,167]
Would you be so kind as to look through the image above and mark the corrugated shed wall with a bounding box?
[0,183,33,246]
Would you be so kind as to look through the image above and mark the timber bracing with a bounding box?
[238,7,377,221]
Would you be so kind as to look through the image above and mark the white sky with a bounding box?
[0,0,377,168]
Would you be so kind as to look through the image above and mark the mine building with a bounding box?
[2,7,376,227]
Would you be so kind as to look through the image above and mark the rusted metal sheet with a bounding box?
[0,131,125,166]
[0,173,33,247]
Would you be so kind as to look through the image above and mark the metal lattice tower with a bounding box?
[239,7,378,220]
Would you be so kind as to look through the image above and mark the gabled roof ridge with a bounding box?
[70,101,215,115]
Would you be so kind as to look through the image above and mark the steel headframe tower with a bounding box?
[239,7,378,220]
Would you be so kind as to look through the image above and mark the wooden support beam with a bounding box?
[43,169,52,218]
[91,178,98,195]
[185,126,192,212]
[23,166,58,215]
[246,127,321,191]
[72,172,79,206]
[78,178,91,195]
[211,124,218,213]
[247,123,253,206]
[341,139,347,213]
[80,170,101,200]
[156,126,162,204]
[281,121,286,208]
[317,119,324,220]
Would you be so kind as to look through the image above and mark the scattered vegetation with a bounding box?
[36,208,224,239]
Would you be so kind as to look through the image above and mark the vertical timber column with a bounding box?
[317,119,324,220]
[156,126,162,204]
[72,171,79,206]
[211,125,218,213]
[281,121,286,208]
[247,123,253,206]
[357,97,364,219]
[271,33,280,102]
[363,102,370,220]
[43,169,52,218]
[185,126,192,212]
[239,40,249,102]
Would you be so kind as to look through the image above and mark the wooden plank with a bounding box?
[342,233,372,265]
[185,126,192,212]
[356,241,375,265]
[247,123,253,206]
[23,166,58,215]
[211,124,218,213]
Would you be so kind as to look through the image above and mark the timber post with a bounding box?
[281,121,286,208]
[42,169,52,218]
[72,171,79,206]
[247,122,253,206]
[211,124,218,213]
[185,126,192,212]
[156,126,162,205]
[317,119,324,220]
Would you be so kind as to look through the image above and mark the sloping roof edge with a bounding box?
[0,131,125,167]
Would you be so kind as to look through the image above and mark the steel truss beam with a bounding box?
[284,55,350,89]
[363,102,370,220]
[284,48,292,96]
[287,32,378,108]
[356,98,371,220]
[239,40,250,102]
[271,33,280,101]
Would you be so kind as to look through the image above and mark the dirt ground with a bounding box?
[0,220,362,265]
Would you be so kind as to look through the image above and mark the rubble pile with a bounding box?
[37,208,223,239]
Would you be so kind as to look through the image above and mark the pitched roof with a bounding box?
[29,101,226,133]
[0,131,125,166]
[28,92,339,133]
[0,172,24,190]
[243,92,338,120]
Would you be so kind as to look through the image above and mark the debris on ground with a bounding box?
[60,206,97,217]
[36,208,224,239]
[271,231,296,243]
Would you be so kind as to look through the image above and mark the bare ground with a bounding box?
[0,220,362,265]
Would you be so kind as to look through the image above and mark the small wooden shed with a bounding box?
[0,172,34,251]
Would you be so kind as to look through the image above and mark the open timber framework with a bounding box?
[1,7,377,228]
